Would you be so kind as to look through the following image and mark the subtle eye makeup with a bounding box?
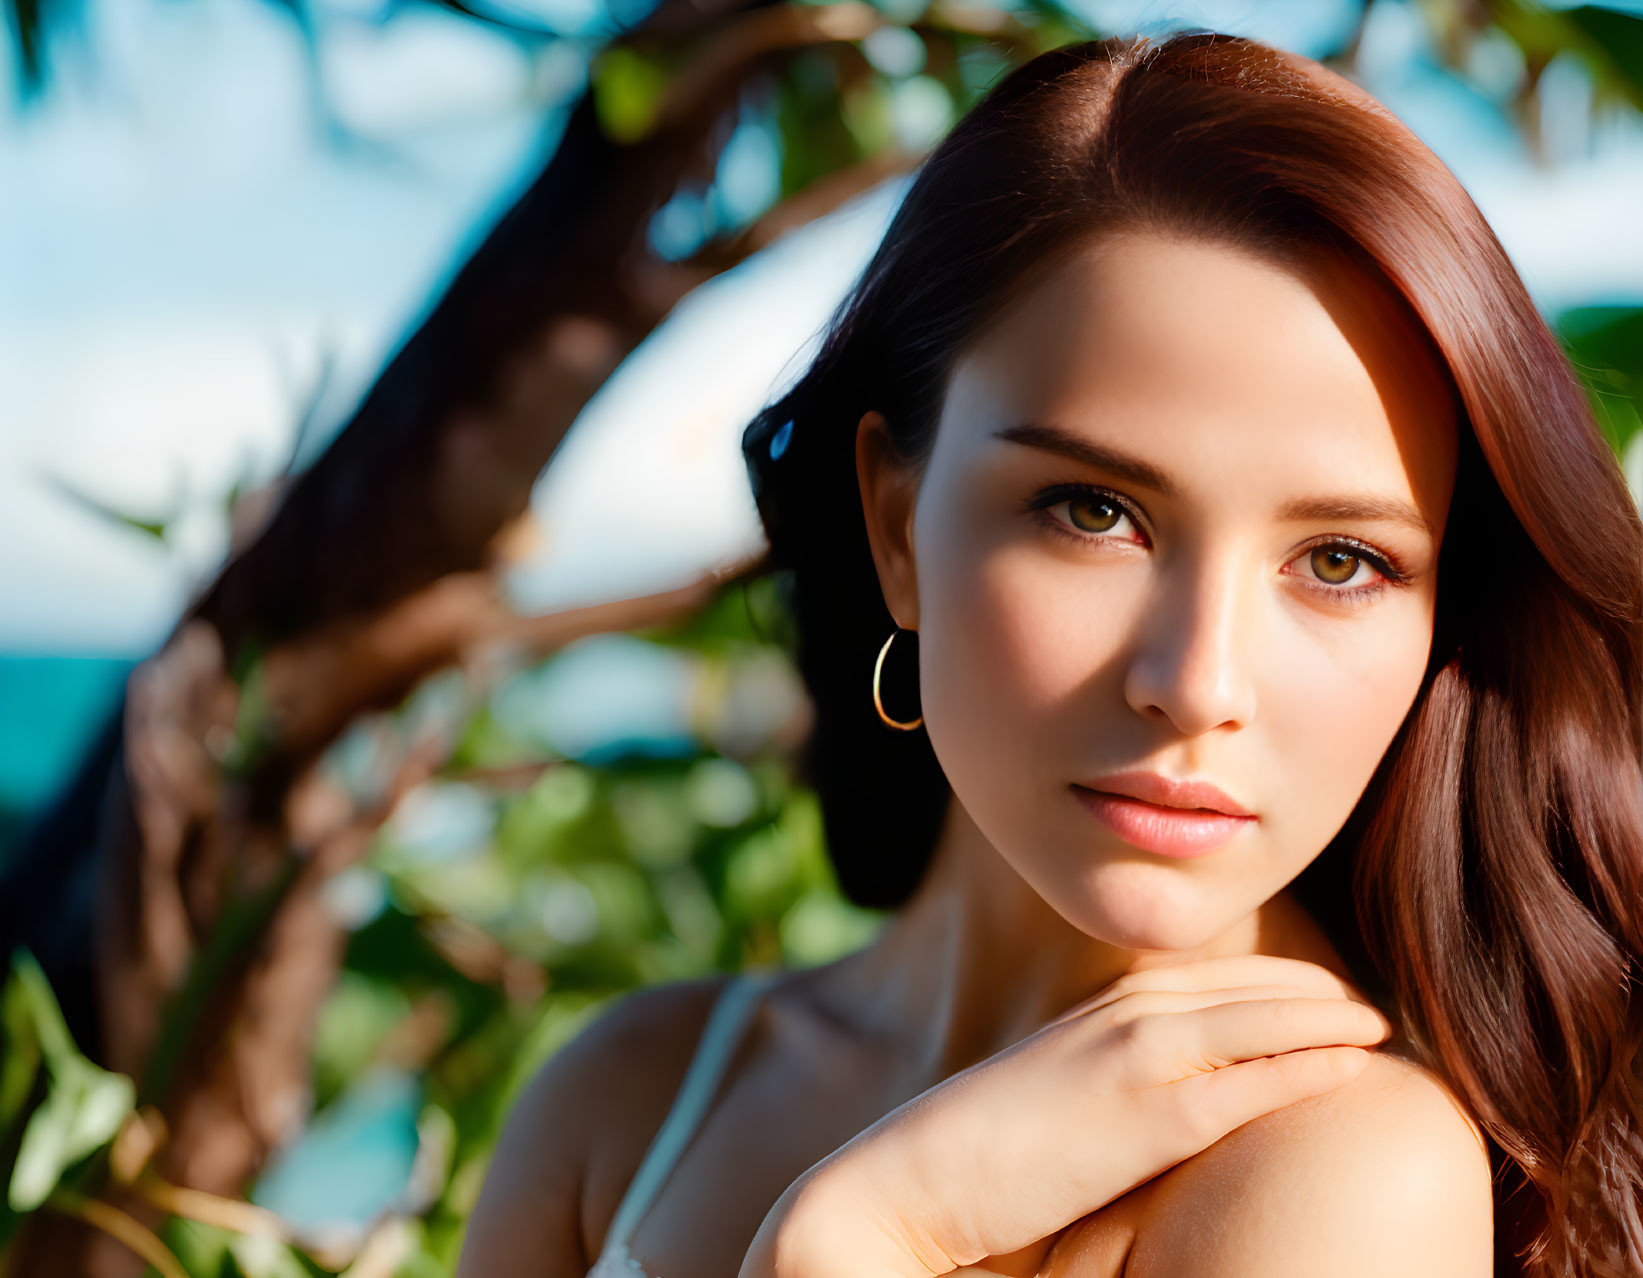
[1020,481,1416,608]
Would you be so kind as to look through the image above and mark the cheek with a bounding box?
[916,530,1433,844]
[914,534,1138,798]
[1262,602,1434,845]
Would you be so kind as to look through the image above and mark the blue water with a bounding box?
[0,653,137,856]
[0,642,708,867]
[251,1067,424,1232]
[0,652,428,1227]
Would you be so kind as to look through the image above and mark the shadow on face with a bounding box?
[856,228,1461,951]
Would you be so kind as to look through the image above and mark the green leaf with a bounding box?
[219,652,276,778]
[4,953,136,1211]
[841,74,895,154]
[37,470,181,544]
[0,960,42,1138]
[1562,5,1643,111]
[8,951,74,1069]
[9,1057,135,1211]
[227,1232,311,1278]
[1555,304,1643,455]
[592,46,672,144]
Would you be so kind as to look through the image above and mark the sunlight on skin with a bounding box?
[847,226,1470,1273]
[853,226,1459,1049]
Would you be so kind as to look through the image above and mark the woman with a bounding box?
[457,30,1643,1278]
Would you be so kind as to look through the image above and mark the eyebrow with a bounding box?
[993,421,1434,538]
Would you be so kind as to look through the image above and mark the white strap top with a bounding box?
[585,969,783,1278]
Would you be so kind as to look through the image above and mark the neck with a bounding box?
[822,796,1352,1094]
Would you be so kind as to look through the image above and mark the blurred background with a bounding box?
[1,0,1641,1274]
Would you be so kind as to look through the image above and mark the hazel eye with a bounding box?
[1027,483,1148,548]
[1309,545,1366,585]
[1288,538,1407,603]
[1065,493,1126,534]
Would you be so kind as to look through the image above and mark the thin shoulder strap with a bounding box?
[599,969,782,1260]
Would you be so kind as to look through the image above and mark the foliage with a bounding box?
[2,572,887,1275]
[4,2,1643,1275]
[1,950,135,1244]
[1555,304,1643,457]
[271,573,883,1275]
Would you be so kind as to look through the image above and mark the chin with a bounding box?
[1054,864,1232,953]
[1088,915,1218,953]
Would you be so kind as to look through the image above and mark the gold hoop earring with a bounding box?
[872,627,924,731]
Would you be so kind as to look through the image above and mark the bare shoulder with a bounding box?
[575,974,749,1248]
[1120,1050,1494,1278]
[457,973,736,1278]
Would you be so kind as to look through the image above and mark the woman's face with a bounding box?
[857,229,1460,950]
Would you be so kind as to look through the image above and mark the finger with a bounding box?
[1059,956,1365,1025]
[1093,984,1331,1026]
[1183,996,1394,1066]
[1116,955,1361,998]
[1113,996,1391,1089]
[1048,983,1313,1032]
[1153,1043,1372,1157]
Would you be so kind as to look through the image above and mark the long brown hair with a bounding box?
[740,30,1643,1276]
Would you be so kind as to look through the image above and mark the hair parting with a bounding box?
[740,30,1643,1274]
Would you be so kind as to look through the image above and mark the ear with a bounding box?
[855,409,921,630]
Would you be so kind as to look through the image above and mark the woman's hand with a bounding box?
[747,954,1394,1278]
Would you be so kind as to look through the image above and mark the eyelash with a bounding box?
[1023,482,1414,607]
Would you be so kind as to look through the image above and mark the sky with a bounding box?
[4,0,1643,656]
[4,0,1641,1209]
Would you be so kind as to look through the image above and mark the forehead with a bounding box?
[940,230,1459,517]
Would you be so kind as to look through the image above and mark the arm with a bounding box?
[745,955,1397,1278]
[456,977,729,1278]
[456,1045,591,1278]
[1113,1054,1494,1278]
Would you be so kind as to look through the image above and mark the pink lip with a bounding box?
[1079,769,1254,817]
[1071,771,1257,859]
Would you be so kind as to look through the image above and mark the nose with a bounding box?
[1121,544,1258,736]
